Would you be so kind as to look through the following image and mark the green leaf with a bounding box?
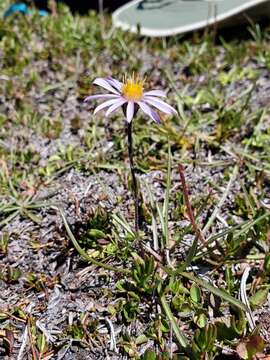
[263,254,270,273]
[250,287,269,308]
[159,293,188,348]
[37,334,47,353]
[193,312,207,328]
[87,229,107,239]
[22,209,42,224]
[176,235,198,273]
[141,350,157,360]
[190,284,201,303]
[180,272,248,312]
[135,334,148,345]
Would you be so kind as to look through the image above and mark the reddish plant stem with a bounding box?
[178,164,205,244]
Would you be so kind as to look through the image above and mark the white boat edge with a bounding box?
[112,0,270,37]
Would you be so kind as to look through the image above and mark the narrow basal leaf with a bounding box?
[180,272,248,312]
[160,293,188,348]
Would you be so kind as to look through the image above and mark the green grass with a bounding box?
[0,2,270,359]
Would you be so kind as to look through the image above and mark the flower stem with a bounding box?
[127,121,140,233]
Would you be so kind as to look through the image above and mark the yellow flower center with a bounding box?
[122,75,145,102]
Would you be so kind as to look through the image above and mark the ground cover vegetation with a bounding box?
[0,2,270,359]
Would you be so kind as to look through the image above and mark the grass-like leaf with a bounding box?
[57,207,129,274]
[175,235,198,273]
[160,293,189,348]
[180,271,248,312]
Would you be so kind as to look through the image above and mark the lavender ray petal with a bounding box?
[143,96,177,115]
[126,101,135,123]
[106,77,123,92]
[93,78,120,95]
[138,101,161,124]
[105,98,127,116]
[93,98,121,114]
[84,94,119,102]
[143,90,167,98]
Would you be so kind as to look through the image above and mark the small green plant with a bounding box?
[191,324,217,359]
[0,266,21,284]
[0,232,9,256]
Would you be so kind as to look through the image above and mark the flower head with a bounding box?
[84,75,177,123]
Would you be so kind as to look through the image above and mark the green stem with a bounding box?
[127,121,140,233]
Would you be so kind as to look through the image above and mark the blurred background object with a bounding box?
[4,1,49,16]
[112,0,270,37]
[30,0,130,13]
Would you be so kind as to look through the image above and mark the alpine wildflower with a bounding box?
[84,74,177,123]
[85,74,177,233]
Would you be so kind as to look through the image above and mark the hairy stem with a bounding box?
[127,121,140,233]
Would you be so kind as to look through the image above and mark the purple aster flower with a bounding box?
[84,75,177,123]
